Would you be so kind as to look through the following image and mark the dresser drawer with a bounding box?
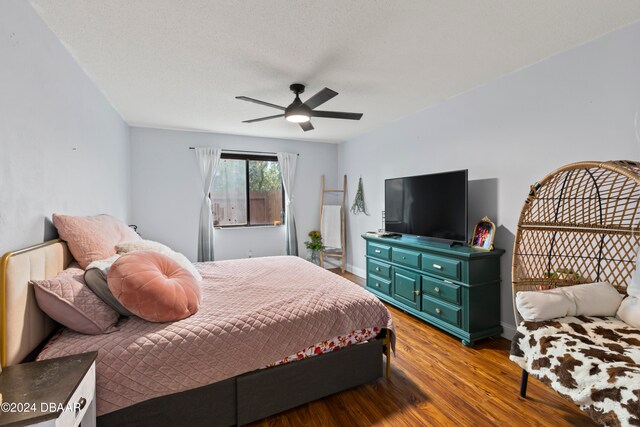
[422,276,461,305]
[367,275,391,295]
[391,247,421,269]
[368,259,391,279]
[367,243,391,261]
[421,296,461,327]
[422,254,461,280]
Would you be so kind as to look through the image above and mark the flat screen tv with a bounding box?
[385,170,468,243]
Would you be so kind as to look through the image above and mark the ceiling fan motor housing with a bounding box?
[285,84,311,121]
[289,83,305,95]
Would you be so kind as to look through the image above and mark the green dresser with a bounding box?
[363,234,504,346]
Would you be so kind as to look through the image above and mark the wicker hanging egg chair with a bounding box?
[512,160,640,324]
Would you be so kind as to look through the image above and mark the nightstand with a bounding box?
[0,352,97,427]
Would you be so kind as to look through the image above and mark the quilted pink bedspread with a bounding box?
[38,256,395,416]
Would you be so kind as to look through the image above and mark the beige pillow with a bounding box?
[561,282,624,316]
[115,240,202,281]
[516,282,624,322]
[516,288,574,322]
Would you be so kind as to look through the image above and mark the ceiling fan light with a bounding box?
[285,114,310,123]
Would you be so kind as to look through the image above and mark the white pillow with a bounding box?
[115,240,203,282]
[627,246,640,298]
[561,282,624,316]
[516,288,574,321]
[516,282,624,321]
[617,296,640,328]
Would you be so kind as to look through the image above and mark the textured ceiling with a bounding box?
[30,1,640,143]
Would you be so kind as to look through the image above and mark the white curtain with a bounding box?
[277,152,298,256]
[195,147,221,261]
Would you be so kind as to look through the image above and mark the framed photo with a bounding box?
[471,216,496,250]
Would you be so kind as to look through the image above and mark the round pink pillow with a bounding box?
[107,251,201,322]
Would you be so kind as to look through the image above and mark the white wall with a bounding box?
[0,0,130,255]
[338,22,640,337]
[130,127,340,262]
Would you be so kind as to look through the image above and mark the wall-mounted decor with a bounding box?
[471,216,496,250]
[350,177,368,215]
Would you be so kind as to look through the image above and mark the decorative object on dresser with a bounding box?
[470,216,496,250]
[0,352,97,427]
[363,234,504,346]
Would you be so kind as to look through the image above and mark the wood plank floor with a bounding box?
[248,270,596,427]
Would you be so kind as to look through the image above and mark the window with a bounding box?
[211,154,284,227]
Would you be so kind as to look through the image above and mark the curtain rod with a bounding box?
[189,147,299,156]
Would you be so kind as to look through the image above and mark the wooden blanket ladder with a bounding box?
[320,175,346,272]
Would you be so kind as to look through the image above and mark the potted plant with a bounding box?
[304,230,324,265]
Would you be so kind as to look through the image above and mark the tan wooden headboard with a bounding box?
[0,239,72,367]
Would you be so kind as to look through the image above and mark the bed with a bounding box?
[0,239,395,426]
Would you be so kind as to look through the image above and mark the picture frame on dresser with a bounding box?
[470,216,496,251]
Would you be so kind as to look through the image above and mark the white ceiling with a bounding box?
[30,1,640,143]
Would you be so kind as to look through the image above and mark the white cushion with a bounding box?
[516,282,624,321]
[516,288,574,321]
[628,246,640,297]
[617,296,640,328]
[115,240,203,282]
[561,282,624,317]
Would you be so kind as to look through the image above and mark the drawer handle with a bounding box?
[433,264,442,270]
[413,290,420,296]
[375,283,380,287]
[375,267,380,272]
[374,249,381,254]
[402,256,406,259]
[75,397,87,414]
[434,287,440,293]
[435,308,442,314]
[443,279,453,284]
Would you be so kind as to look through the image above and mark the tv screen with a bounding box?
[385,170,468,242]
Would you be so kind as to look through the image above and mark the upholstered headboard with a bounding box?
[0,239,72,367]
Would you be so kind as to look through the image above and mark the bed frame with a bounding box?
[0,239,392,426]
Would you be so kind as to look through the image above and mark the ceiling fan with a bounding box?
[235,84,363,132]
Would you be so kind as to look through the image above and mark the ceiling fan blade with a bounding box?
[299,121,314,132]
[242,114,284,123]
[311,110,363,120]
[236,96,286,111]
[303,88,338,110]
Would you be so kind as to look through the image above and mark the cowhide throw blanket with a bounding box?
[510,316,640,427]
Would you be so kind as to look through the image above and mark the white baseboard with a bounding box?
[501,322,517,341]
[346,264,366,278]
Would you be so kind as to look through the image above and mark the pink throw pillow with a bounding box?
[52,214,141,269]
[107,251,201,322]
[32,266,120,334]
